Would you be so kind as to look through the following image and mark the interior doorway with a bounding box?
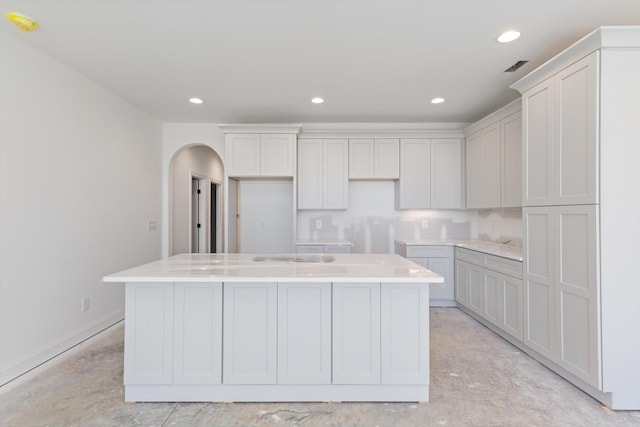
[190,176,206,253]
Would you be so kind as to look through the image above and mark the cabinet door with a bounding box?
[523,207,556,359]
[555,205,600,388]
[431,139,463,209]
[333,282,381,384]
[465,131,484,208]
[523,79,554,206]
[455,260,469,307]
[483,269,501,325]
[483,122,502,207]
[554,52,599,205]
[124,283,174,385]
[427,256,454,303]
[227,134,261,177]
[261,134,295,177]
[278,283,331,384]
[297,139,323,209]
[397,139,431,209]
[323,139,349,209]
[173,283,222,385]
[323,244,352,254]
[501,275,523,341]
[349,139,375,179]
[223,283,277,384]
[375,138,400,179]
[381,283,429,385]
[467,263,484,316]
[501,111,523,207]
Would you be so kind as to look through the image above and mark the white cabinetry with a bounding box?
[296,243,352,254]
[522,52,598,206]
[223,282,278,384]
[511,28,640,408]
[332,282,381,384]
[396,139,463,209]
[523,205,599,387]
[174,283,222,385]
[465,100,521,208]
[124,283,174,385]
[395,244,455,307]
[381,283,429,385]
[455,248,524,342]
[298,139,348,210]
[349,138,399,179]
[278,283,331,384]
[226,133,295,177]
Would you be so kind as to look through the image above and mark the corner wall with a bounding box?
[0,30,162,385]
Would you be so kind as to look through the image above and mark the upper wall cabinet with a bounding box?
[349,139,399,179]
[226,133,296,178]
[298,139,349,210]
[395,138,463,209]
[464,100,522,209]
[521,52,598,207]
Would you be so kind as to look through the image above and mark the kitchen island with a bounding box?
[104,253,442,402]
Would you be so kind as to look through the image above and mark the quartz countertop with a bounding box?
[103,253,443,283]
[296,239,353,246]
[395,239,523,261]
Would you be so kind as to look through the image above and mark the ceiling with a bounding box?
[2,0,640,124]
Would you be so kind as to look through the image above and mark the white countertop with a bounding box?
[103,253,443,283]
[395,239,523,261]
[296,239,353,246]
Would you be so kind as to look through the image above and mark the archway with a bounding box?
[169,144,224,255]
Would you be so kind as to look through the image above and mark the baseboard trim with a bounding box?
[0,308,124,387]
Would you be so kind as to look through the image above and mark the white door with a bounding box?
[501,275,523,341]
[261,134,295,177]
[277,283,331,384]
[223,283,277,384]
[455,260,469,307]
[227,134,261,177]
[483,269,501,325]
[523,206,556,359]
[523,79,554,206]
[467,263,484,315]
[124,283,174,385]
[465,131,484,208]
[239,180,293,253]
[501,111,523,207]
[333,282,381,384]
[349,139,375,178]
[430,139,462,209]
[173,283,222,385]
[323,139,349,209]
[375,138,400,179]
[398,139,431,209]
[381,283,429,385]
[427,257,454,303]
[297,139,323,209]
[483,123,502,207]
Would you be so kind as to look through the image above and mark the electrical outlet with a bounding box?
[81,298,90,313]
[148,220,158,231]
[316,220,322,229]
[421,220,429,229]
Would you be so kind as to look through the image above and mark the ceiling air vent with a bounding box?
[504,60,529,73]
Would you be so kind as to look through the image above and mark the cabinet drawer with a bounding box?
[406,245,451,258]
[324,245,352,254]
[455,247,483,265]
[484,253,522,279]
[296,245,323,254]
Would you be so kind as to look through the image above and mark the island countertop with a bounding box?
[103,253,444,283]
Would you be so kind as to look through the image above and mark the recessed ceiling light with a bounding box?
[311,97,324,104]
[497,30,521,43]
[431,97,445,104]
[6,12,38,32]
[189,97,204,104]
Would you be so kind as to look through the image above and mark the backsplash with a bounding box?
[297,181,522,253]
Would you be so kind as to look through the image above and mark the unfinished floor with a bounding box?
[1,308,639,427]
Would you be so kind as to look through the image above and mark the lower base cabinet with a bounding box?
[124,280,430,401]
[455,248,524,342]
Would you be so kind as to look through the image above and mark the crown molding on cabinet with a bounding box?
[464,99,521,137]
[510,26,640,94]
[218,124,303,134]
[299,123,468,139]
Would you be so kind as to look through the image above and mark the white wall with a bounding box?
[163,124,225,256]
[170,145,224,255]
[0,31,162,385]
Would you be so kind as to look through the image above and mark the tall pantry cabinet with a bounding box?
[511,26,640,410]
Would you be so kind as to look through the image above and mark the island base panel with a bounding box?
[125,384,429,402]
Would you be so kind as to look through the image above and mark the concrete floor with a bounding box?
[1,308,639,427]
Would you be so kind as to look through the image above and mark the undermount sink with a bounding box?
[252,255,335,263]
